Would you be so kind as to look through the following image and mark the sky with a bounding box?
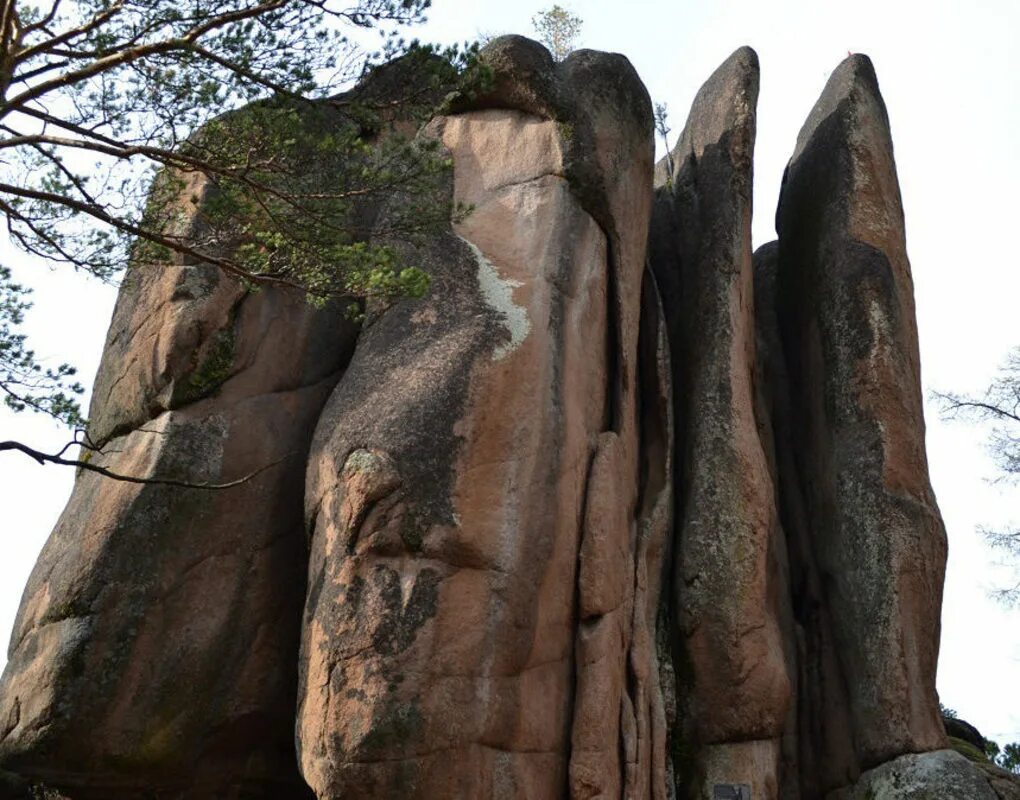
[1,0,1018,746]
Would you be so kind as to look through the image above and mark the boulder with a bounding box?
[837,750,999,800]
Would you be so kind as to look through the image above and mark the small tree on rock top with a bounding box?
[531,5,582,61]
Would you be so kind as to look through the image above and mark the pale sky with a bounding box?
[1,0,1017,746]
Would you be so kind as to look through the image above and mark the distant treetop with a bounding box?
[531,5,583,61]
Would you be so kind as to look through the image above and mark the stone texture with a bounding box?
[836,750,999,800]
[649,46,792,798]
[296,35,666,800]
[0,102,367,800]
[754,240,858,796]
[772,53,949,779]
[976,763,1020,800]
[0,241,354,799]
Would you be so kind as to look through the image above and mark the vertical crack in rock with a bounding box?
[754,240,857,798]
[627,270,675,800]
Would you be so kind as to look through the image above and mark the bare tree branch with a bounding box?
[934,392,1020,425]
[935,345,1020,607]
[0,438,296,489]
[0,177,310,290]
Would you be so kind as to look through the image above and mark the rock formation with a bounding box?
[766,54,949,795]
[0,149,355,800]
[649,47,794,798]
[295,37,671,799]
[1,35,1017,800]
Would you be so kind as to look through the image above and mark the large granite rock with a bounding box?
[0,38,973,800]
[650,47,794,799]
[772,53,948,784]
[295,36,671,799]
[0,216,353,798]
[0,108,363,800]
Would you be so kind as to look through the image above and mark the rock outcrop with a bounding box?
[296,36,671,799]
[0,91,368,800]
[0,36,1009,800]
[650,47,793,799]
[837,750,1001,800]
[770,53,949,793]
[0,191,353,797]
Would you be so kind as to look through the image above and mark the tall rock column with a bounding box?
[772,53,948,786]
[296,36,671,799]
[649,47,793,799]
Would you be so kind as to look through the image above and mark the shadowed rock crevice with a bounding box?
[754,240,859,797]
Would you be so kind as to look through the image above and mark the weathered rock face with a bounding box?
[0,37,985,800]
[0,225,354,798]
[296,36,670,799]
[648,48,963,800]
[0,109,363,798]
[836,750,1001,800]
[650,47,793,798]
[754,240,859,797]
[771,53,949,788]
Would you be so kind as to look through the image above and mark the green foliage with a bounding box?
[178,328,236,404]
[1,0,483,429]
[531,4,582,61]
[985,739,1020,774]
[0,266,84,425]
[1002,742,1020,773]
[188,91,466,307]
